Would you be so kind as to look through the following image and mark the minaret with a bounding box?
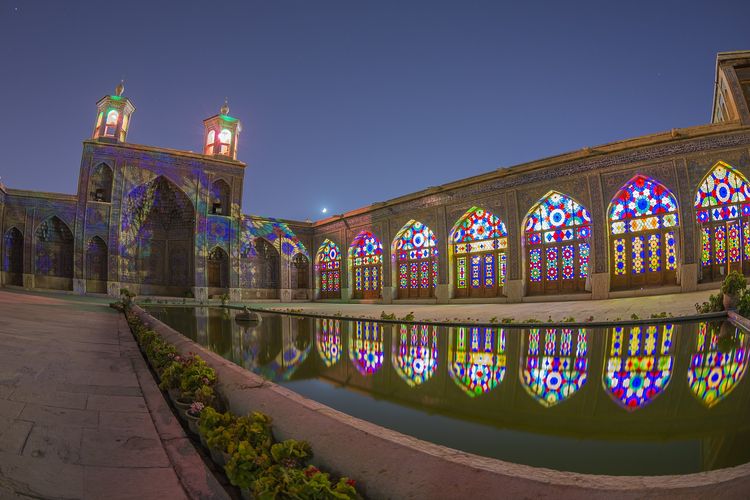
[92,82,136,142]
[203,100,242,160]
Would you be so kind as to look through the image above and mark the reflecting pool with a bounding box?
[145,306,750,476]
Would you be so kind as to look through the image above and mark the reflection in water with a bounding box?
[261,316,311,380]
[521,328,588,407]
[349,321,384,375]
[449,327,506,397]
[316,318,342,367]
[145,307,750,475]
[604,324,674,410]
[688,322,749,408]
[393,324,439,387]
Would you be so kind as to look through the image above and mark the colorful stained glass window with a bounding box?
[349,231,383,295]
[701,227,711,266]
[451,207,508,243]
[688,322,749,408]
[695,161,750,215]
[349,321,384,375]
[647,233,661,272]
[315,240,341,294]
[729,222,741,262]
[449,327,506,397]
[665,232,677,271]
[219,128,232,144]
[604,324,674,410]
[316,318,341,368]
[609,175,678,223]
[715,225,727,264]
[524,192,591,289]
[613,238,626,276]
[451,208,509,295]
[106,109,119,125]
[394,220,438,293]
[521,328,588,407]
[457,257,467,288]
[393,324,438,387]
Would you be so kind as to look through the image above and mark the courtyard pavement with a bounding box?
[0,289,226,499]
[253,289,720,323]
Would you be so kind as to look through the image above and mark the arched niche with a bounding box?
[90,163,113,202]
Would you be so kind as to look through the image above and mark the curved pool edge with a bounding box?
[131,305,750,499]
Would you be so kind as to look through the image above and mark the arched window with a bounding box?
[210,179,231,215]
[35,216,74,282]
[523,192,591,295]
[449,326,506,397]
[608,175,679,290]
[392,220,437,299]
[349,321,384,376]
[207,247,229,288]
[316,318,341,368]
[688,322,749,408]
[349,231,383,300]
[219,128,232,155]
[392,324,438,387]
[450,207,507,298]
[695,161,750,282]
[104,110,119,137]
[253,238,279,292]
[86,236,108,292]
[604,324,674,411]
[315,240,341,299]
[89,163,113,202]
[520,328,587,407]
[292,253,309,289]
[3,227,23,286]
[205,130,216,155]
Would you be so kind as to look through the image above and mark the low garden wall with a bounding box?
[131,304,750,499]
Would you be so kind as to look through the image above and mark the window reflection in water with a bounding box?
[688,322,749,408]
[521,328,588,407]
[392,324,439,387]
[349,321,384,376]
[448,326,506,397]
[604,324,673,410]
[316,318,342,368]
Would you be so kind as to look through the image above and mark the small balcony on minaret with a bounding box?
[92,82,136,143]
[203,101,242,160]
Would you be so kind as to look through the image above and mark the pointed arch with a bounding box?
[349,230,383,299]
[89,162,113,202]
[316,318,342,368]
[315,239,341,299]
[608,175,679,290]
[694,161,750,282]
[253,238,280,293]
[603,324,674,411]
[35,216,74,289]
[120,175,196,293]
[392,220,438,299]
[523,191,591,295]
[85,236,108,292]
[688,322,749,408]
[392,324,438,387]
[207,246,229,288]
[291,252,310,290]
[210,178,231,216]
[448,326,506,397]
[450,207,508,298]
[348,321,384,376]
[3,227,23,286]
[520,328,588,407]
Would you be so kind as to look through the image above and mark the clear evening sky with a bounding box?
[1,1,749,221]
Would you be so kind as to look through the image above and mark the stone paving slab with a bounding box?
[0,289,227,499]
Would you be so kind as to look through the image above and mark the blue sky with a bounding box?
[1,0,749,220]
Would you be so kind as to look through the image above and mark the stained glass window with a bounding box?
[451,207,508,297]
[449,327,506,397]
[104,109,119,137]
[393,220,438,298]
[349,321,384,375]
[608,175,679,288]
[521,328,588,407]
[524,192,591,294]
[205,130,215,154]
[315,239,340,299]
[604,324,674,410]
[688,322,749,408]
[316,318,341,368]
[694,161,750,282]
[393,324,438,387]
[349,231,383,299]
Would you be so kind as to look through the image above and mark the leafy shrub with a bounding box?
[179,355,217,396]
[738,292,750,318]
[380,311,396,320]
[199,407,234,437]
[695,292,724,314]
[722,271,747,296]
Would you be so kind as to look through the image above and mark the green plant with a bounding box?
[199,407,234,437]
[695,292,724,314]
[630,313,640,320]
[380,311,396,320]
[401,312,415,322]
[738,291,750,317]
[179,356,217,395]
[500,317,514,324]
[270,439,312,468]
[252,464,359,500]
[159,357,190,391]
[562,316,575,323]
[192,384,217,407]
[722,271,748,296]
[489,317,498,324]
[220,293,230,305]
[524,318,541,324]
[649,311,669,319]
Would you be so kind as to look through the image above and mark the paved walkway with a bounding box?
[254,289,720,323]
[0,290,225,499]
